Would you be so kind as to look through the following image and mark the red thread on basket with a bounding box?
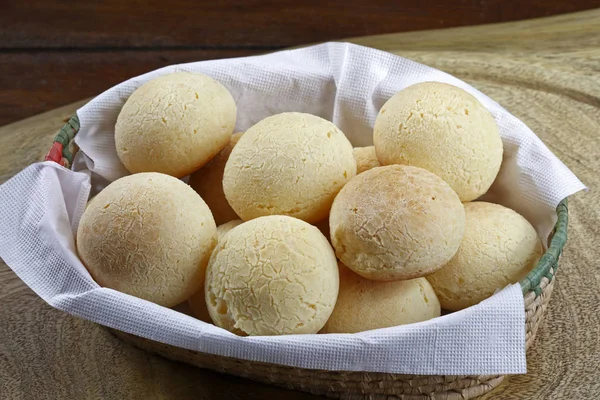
[44,142,66,166]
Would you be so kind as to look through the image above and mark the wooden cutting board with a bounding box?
[1,9,599,399]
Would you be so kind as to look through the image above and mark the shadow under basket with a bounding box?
[48,115,566,400]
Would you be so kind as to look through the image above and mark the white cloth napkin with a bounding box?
[0,42,586,375]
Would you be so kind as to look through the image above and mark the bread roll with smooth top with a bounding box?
[77,173,217,307]
[205,215,339,336]
[330,165,465,281]
[353,146,380,174]
[115,72,237,177]
[374,81,503,201]
[427,202,543,311]
[321,264,440,333]
[189,132,243,225]
[223,112,356,223]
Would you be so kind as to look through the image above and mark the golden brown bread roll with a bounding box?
[189,132,243,225]
[77,172,217,307]
[374,82,503,201]
[321,264,440,333]
[330,165,465,281]
[115,72,237,177]
[353,146,380,174]
[223,112,356,223]
[205,215,339,335]
[427,202,543,311]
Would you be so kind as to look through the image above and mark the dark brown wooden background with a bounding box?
[1,0,600,126]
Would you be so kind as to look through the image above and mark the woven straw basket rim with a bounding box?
[44,114,567,399]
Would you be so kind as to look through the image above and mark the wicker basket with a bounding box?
[46,115,567,399]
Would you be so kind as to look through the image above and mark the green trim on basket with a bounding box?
[520,198,568,295]
[48,114,80,165]
[47,113,569,299]
[55,114,80,164]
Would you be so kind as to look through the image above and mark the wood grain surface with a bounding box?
[0,50,256,131]
[1,9,600,400]
[3,0,600,126]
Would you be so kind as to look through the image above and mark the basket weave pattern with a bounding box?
[112,275,554,399]
[48,115,567,399]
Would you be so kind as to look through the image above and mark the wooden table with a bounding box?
[3,0,600,127]
[1,9,599,399]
